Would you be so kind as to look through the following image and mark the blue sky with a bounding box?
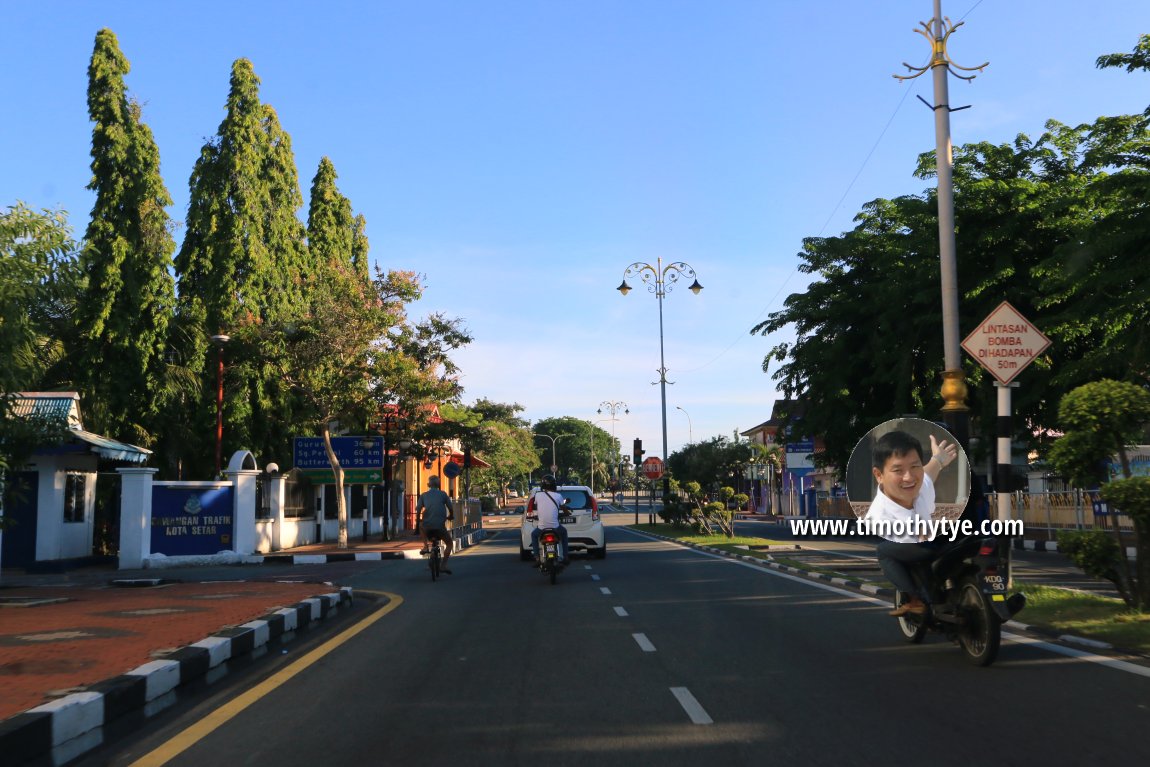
[4,1,1150,459]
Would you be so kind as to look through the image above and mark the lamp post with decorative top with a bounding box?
[893,0,987,449]
[617,258,702,500]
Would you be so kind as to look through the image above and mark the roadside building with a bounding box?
[1,392,150,570]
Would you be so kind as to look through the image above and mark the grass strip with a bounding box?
[1014,584,1150,653]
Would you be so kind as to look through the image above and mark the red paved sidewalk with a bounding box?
[0,580,329,721]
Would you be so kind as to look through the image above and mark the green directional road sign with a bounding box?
[300,468,384,484]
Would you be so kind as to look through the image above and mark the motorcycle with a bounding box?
[894,535,1026,666]
[535,527,566,585]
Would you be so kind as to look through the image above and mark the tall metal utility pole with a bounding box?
[894,0,987,449]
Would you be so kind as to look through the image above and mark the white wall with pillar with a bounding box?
[117,467,158,570]
[117,451,267,570]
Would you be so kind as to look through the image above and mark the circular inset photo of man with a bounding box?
[845,417,970,522]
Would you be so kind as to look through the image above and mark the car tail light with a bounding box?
[591,495,599,522]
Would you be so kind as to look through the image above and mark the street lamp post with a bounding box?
[894,0,987,449]
[617,258,702,499]
[534,433,566,477]
[595,401,628,497]
[209,334,230,477]
[675,405,693,445]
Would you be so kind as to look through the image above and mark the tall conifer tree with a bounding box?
[306,157,355,270]
[77,28,176,446]
[174,59,309,473]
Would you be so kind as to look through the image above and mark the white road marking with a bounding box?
[600,587,612,595]
[614,606,629,617]
[591,574,601,581]
[584,565,593,570]
[632,633,656,652]
[670,687,713,724]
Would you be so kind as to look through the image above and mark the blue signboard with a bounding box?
[293,436,384,471]
[151,485,235,555]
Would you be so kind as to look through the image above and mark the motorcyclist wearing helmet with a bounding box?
[528,475,570,562]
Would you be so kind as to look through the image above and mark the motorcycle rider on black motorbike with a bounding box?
[862,429,958,617]
[530,475,570,563]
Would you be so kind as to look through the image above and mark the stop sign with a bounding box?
[642,456,665,480]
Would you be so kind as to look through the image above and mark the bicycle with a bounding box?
[423,530,450,581]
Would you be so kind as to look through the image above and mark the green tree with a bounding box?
[474,421,540,502]
[667,435,753,492]
[1048,379,1150,609]
[0,204,81,478]
[173,59,310,475]
[242,260,468,548]
[753,113,1142,470]
[1096,33,1150,80]
[76,29,178,447]
[1048,380,1150,486]
[532,417,617,489]
[307,157,355,273]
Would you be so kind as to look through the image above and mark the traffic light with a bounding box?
[632,438,644,466]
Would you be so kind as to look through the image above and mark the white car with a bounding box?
[520,485,606,560]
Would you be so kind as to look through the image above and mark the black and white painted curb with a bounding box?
[633,528,1143,658]
[0,586,354,767]
[1012,537,1138,559]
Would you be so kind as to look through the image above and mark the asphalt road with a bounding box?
[78,513,1150,767]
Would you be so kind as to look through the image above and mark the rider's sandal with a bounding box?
[889,600,925,617]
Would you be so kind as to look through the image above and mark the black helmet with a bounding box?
[541,475,558,491]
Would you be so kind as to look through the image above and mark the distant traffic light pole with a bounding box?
[618,258,703,501]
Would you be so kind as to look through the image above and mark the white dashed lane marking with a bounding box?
[591,574,601,581]
[600,587,612,595]
[614,606,629,617]
[670,687,714,725]
[632,633,656,652]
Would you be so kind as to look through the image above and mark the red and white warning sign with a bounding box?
[961,301,1051,385]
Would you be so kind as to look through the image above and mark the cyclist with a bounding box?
[417,476,454,574]
[528,475,569,563]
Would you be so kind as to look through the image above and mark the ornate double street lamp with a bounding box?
[535,433,567,479]
[597,401,628,495]
[617,258,703,499]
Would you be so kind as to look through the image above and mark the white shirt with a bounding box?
[863,474,935,544]
[531,490,564,529]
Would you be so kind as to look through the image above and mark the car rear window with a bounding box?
[560,490,591,509]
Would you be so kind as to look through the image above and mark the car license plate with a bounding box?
[560,516,576,524]
[979,573,1007,594]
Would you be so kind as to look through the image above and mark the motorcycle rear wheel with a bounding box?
[895,590,927,643]
[957,578,1000,666]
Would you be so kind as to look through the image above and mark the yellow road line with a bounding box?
[128,592,403,767]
